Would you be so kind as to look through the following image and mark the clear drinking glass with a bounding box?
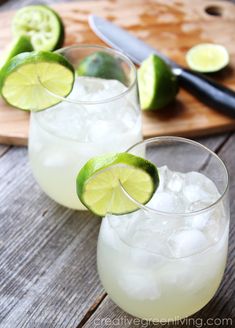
[97,136,229,321]
[28,45,142,209]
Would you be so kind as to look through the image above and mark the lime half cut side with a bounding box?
[0,51,75,111]
[186,43,229,73]
[12,5,64,51]
[138,54,178,110]
[76,153,159,216]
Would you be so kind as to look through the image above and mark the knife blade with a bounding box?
[89,15,235,116]
[88,15,178,68]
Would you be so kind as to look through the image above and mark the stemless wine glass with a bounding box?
[28,45,142,210]
[97,137,229,321]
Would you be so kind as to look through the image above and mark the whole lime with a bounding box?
[77,51,127,84]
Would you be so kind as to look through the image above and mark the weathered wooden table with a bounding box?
[0,0,234,327]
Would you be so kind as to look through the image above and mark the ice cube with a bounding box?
[157,166,172,192]
[37,99,88,140]
[36,77,130,141]
[161,259,193,285]
[147,191,184,213]
[69,77,108,101]
[100,216,123,251]
[162,259,210,292]
[168,229,209,258]
[167,171,184,193]
[88,120,113,142]
[73,77,127,102]
[130,247,166,269]
[106,213,136,244]
[109,211,169,258]
[183,171,219,205]
[121,110,137,129]
[183,184,206,203]
[118,270,161,300]
[100,79,127,98]
[188,202,226,243]
[189,213,210,230]
[196,204,226,243]
[187,200,224,233]
[87,119,125,143]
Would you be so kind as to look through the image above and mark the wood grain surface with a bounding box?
[0,1,234,328]
[0,0,235,145]
[0,131,234,328]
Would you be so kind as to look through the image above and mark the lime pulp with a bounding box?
[12,5,64,51]
[186,43,229,73]
[76,153,159,216]
[0,51,75,111]
[138,54,179,110]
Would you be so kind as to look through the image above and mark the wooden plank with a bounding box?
[0,4,234,327]
[0,147,106,327]
[218,133,235,226]
[194,133,231,153]
[0,135,231,327]
[0,0,235,145]
[0,1,234,327]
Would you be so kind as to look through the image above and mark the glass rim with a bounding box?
[120,136,229,217]
[38,44,137,105]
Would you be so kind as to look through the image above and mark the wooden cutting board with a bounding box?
[0,0,235,146]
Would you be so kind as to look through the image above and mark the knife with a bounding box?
[89,15,235,116]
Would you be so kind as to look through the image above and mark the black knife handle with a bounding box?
[174,68,235,117]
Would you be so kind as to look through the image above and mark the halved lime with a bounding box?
[0,51,75,111]
[77,51,127,84]
[76,153,159,216]
[186,43,229,73]
[0,35,33,69]
[12,5,64,51]
[138,54,179,110]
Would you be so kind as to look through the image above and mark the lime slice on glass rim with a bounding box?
[0,35,33,69]
[0,51,75,111]
[186,43,229,73]
[12,5,64,51]
[76,153,159,216]
[138,54,179,110]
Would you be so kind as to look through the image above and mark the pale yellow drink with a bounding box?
[97,166,229,321]
[29,77,142,209]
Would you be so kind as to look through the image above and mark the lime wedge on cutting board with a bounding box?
[138,54,179,110]
[0,35,33,69]
[12,5,64,51]
[186,43,229,73]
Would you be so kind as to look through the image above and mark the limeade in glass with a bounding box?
[97,137,229,321]
[28,45,142,209]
